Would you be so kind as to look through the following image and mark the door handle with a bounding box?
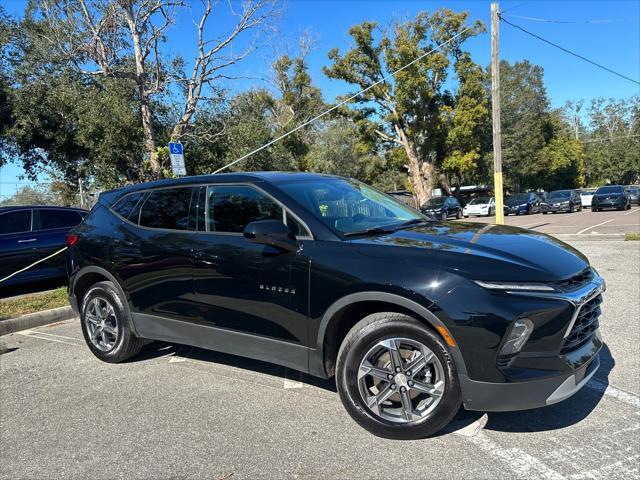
[114,239,134,247]
[17,238,37,243]
[192,251,219,263]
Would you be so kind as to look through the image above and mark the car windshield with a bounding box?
[277,178,426,235]
[424,197,445,207]
[468,196,491,205]
[596,186,624,194]
[548,191,571,199]
[510,193,529,201]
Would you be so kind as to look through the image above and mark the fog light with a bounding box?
[499,318,534,356]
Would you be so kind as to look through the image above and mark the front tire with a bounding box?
[80,281,144,363]
[335,312,461,440]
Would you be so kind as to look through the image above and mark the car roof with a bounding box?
[100,172,344,201]
[0,205,88,213]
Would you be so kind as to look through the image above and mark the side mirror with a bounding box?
[243,220,298,252]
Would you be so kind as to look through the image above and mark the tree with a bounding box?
[498,60,551,191]
[538,111,585,190]
[441,52,490,191]
[323,9,484,205]
[583,96,640,185]
[31,0,278,177]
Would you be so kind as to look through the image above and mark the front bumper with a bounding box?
[504,205,528,215]
[460,349,600,411]
[459,274,605,412]
[542,203,571,213]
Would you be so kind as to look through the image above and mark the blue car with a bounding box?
[0,206,87,291]
[503,192,541,215]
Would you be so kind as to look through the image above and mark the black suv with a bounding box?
[420,196,462,220]
[504,192,541,215]
[67,173,604,439]
[1,205,87,290]
[591,185,631,211]
[541,190,582,214]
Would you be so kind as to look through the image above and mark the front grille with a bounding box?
[561,294,602,354]
[556,268,594,291]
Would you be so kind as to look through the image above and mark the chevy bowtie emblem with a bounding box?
[260,285,296,295]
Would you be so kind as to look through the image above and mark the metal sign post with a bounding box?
[169,142,186,176]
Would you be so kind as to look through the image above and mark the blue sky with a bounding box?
[1,0,639,191]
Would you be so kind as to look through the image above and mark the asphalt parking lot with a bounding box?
[1,239,638,479]
[455,205,640,236]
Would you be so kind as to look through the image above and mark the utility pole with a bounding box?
[491,2,505,225]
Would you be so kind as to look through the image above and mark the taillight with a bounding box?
[66,234,79,247]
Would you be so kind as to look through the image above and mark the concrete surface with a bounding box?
[455,205,640,236]
[0,241,638,479]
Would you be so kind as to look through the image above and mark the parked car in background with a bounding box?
[67,172,605,439]
[541,190,582,214]
[421,196,462,220]
[503,192,541,215]
[462,196,495,217]
[628,186,639,206]
[591,185,631,212]
[579,188,597,208]
[0,206,87,290]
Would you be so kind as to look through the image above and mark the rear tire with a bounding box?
[335,312,462,440]
[80,281,144,363]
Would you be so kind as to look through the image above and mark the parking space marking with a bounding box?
[16,329,83,347]
[468,432,566,480]
[586,379,640,408]
[624,207,640,216]
[569,455,640,480]
[283,368,305,389]
[576,218,616,235]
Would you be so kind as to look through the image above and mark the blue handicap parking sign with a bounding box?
[169,142,183,155]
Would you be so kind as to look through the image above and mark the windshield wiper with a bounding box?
[343,226,398,237]
[395,218,430,229]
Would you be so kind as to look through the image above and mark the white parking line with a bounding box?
[624,207,640,216]
[468,432,566,480]
[17,330,82,347]
[586,379,640,408]
[576,218,616,235]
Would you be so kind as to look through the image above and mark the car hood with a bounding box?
[352,222,589,282]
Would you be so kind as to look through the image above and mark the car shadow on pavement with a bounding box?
[453,343,615,434]
[131,341,338,392]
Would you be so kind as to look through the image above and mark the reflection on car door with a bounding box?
[191,184,310,346]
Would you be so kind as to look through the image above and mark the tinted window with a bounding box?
[0,210,31,235]
[596,186,624,194]
[206,185,282,233]
[38,209,83,230]
[139,188,193,230]
[112,192,145,221]
[286,211,311,238]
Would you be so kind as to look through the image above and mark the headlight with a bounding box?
[499,318,534,356]
[474,280,556,292]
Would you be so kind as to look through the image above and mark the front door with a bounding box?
[191,184,311,346]
[0,209,37,287]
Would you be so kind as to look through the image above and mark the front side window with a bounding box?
[112,192,145,221]
[139,187,193,230]
[206,185,282,233]
[38,209,83,230]
[0,210,32,235]
[278,178,424,235]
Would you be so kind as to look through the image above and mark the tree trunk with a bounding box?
[394,123,432,206]
[124,5,160,178]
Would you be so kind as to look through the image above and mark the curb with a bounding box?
[0,306,75,336]
[552,234,625,242]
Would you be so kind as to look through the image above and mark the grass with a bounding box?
[625,232,640,241]
[0,287,69,320]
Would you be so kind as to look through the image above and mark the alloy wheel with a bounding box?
[84,297,119,352]
[357,338,445,424]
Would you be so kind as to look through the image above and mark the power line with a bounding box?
[501,13,640,24]
[499,16,640,86]
[212,26,474,174]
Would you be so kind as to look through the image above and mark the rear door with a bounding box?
[115,186,198,322]
[0,209,37,285]
[33,209,85,279]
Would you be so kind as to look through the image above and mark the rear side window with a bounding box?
[37,209,83,230]
[139,187,193,231]
[206,185,282,233]
[112,192,145,221]
[0,210,32,235]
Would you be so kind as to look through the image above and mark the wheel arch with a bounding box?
[70,266,139,336]
[312,292,467,379]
